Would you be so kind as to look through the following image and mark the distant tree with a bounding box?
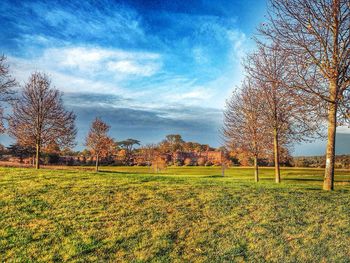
[261,0,350,190]
[184,157,193,166]
[184,142,198,152]
[7,144,35,163]
[0,144,6,157]
[85,117,115,172]
[223,79,269,182]
[151,156,167,173]
[117,139,140,165]
[44,140,61,154]
[138,144,158,167]
[9,72,76,169]
[197,157,206,166]
[159,134,185,164]
[165,134,185,151]
[0,55,16,133]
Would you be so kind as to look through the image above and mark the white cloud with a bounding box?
[166,87,212,101]
[107,60,160,76]
[40,46,162,77]
[338,126,350,133]
[8,55,124,94]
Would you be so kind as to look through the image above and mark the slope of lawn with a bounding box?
[1,166,350,262]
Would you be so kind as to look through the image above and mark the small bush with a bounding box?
[175,160,184,166]
[205,161,213,166]
[184,158,193,166]
[197,157,206,166]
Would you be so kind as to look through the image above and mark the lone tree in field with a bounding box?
[223,79,269,182]
[261,0,350,190]
[245,43,319,183]
[0,55,16,132]
[85,118,115,171]
[9,72,76,169]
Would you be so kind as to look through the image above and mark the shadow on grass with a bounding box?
[203,175,225,178]
[283,177,323,182]
[98,170,154,175]
[284,177,350,184]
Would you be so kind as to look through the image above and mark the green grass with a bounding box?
[1,166,350,262]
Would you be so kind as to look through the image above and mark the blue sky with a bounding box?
[0,0,349,155]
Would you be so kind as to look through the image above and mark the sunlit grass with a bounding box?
[1,166,350,261]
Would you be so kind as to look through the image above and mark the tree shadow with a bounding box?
[203,175,226,178]
[283,177,323,182]
[98,170,153,175]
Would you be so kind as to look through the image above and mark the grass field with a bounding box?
[1,166,350,262]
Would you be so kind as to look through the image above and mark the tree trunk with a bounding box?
[35,142,40,169]
[323,99,337,191]
[221,150,225,177]
[95,154,99,172]
[254,156,259,182]
[273,127,281,183]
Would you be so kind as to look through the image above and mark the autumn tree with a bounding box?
[85,117,115,172]
[152,156,167,173]
[138,144,158,167]
[159,134,185,164]
[223,79,269,182]
[0,55,16,133]
[117,139,140,165]
[9,72,76,169]
[245,44,319,183]
[261,0,350,190]
[165,134,185,151]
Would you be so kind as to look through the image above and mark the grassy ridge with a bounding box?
[1,166,350,262]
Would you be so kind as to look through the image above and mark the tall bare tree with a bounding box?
[85,117,115,172]
[9,72,76,169]
[223,79,269,182]
[245,44,319,183]
[0,55,16,133]
[261,0,350,190]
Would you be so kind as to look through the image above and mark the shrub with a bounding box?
[184,158,193,166]
[205,161,213,166]
[43,153,60,165]
[175,160,184,166]
[197,157,206,166]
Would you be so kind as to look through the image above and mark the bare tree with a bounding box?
[0,55,16,133]
[139,144,158,169]
[85,117,114,172]
[223,78,269,182]
[245,44,319,183]
[261,0,350,190]
[9,72,76,169]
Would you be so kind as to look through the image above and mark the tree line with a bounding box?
[223,0,350,190]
